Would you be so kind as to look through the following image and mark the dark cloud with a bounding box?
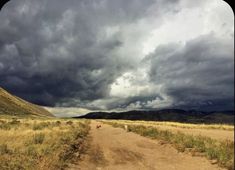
[146,34,234,111]
[0,0,179,106]
[0,0,233,112]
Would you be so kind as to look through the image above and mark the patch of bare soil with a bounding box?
[69,121,225,170]
[111,147,143,165]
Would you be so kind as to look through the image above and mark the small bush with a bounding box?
[0,144,11,154]
[0,123,11,130]
[66,121,73,125]
[33,133,45,144]
[55,121,61,126]
[9,118,20,125]
[0,120,6,124]
[32,122,50,130]
[26,145,38,158]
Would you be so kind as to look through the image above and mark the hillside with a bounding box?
[0,87,53,117]
[76,109,234,124]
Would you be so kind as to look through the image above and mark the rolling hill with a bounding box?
[0,87,53,117]
[76,109,234,124]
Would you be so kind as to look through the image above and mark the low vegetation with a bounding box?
[104,121,234,170]
[0,117,90,170]
[107,120,234,131]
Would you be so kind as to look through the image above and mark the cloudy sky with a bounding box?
[0,0,234,116]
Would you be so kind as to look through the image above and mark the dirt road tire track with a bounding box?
[69,121,225,170]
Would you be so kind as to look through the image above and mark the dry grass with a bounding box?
[103,120,234,170]
[106,120,234,131]
[0,87,53,117]
[0,117,90,170]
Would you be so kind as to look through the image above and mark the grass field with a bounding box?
[0,117,90,170]
[105,120,234,130]
[0,117,233,170]
[102,120,234,170]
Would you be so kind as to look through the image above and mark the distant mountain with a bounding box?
[0,87,54,117]
[76,109,234,124]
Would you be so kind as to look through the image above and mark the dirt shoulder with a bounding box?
[69,120,224,170]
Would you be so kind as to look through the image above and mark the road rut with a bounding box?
[69,121,224,170]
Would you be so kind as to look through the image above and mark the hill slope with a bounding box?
[77,109,234,124]
[0,87,53,117]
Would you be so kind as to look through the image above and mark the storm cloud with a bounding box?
[0,0,234,113]
[145,34,234,110]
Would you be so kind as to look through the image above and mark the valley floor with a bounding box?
[107,120,234,141]
[69,121,224,170]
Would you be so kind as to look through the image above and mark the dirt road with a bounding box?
[70,121,224,170]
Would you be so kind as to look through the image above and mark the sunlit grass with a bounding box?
[0,117,90,170]
[108,120,234,131]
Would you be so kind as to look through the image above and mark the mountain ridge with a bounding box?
[75,109,234,124]
[0,87,53,117]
